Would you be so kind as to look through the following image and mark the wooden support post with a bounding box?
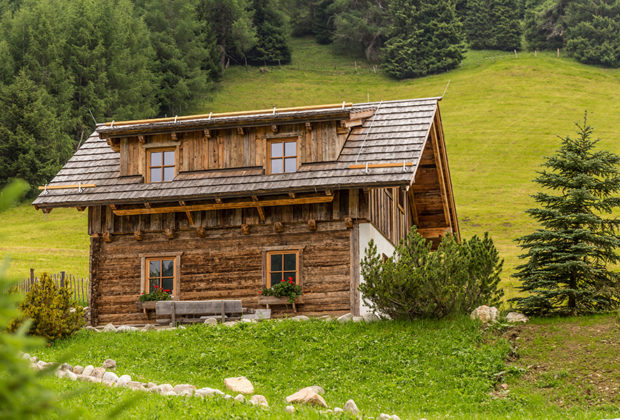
[60,271,65,289]
[221,301,225,323]
[252,196,266,222]
[185,211,194,226]
[171,301,176,327]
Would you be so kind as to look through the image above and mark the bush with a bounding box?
[359,228,504,320]
[10,273,84,341]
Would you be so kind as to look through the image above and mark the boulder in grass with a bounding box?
[92,367,106,379]
[73,365,84,375]
[224,376,254,394]
[285,387,328,408]
[142,324,156,331]
[173,384,196,396]
[506,312,529,323]
[337,313,353,323]
[156,384,173,394]
[203,318,218,326]
[65,371,78,381]
[285,405,295,413]
[127,381,146,391]
[102,323,116,332]
[343,399,359,415]
[196,387,220,398]
[470,305,499,324]
[102,359,116,369]
[117,375,132,386]
[102,371,118,383]
[234,394,245,402]
[291,315,310,321]
[250,395,269,408]
[82,365,95,377]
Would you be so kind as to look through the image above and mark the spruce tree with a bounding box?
[463,0,523,51]
[246,0,291,65]
[511,115,620,315]
[382,0,464,79]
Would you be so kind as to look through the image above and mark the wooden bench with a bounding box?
[155,300,243,326]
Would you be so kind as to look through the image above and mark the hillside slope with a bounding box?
[3,38,619,298]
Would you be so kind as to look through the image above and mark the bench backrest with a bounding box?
[156,300,243,315]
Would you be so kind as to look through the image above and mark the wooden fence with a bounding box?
[18,269,89,306]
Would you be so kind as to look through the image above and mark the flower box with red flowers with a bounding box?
[259,277,303,304]
[137,285,172,311]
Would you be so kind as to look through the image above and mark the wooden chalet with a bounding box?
[32,98,459,325]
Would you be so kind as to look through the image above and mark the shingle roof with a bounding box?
[33,97,439,208]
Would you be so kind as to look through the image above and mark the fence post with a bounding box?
[60,271,65,288]
[30,268,34,286]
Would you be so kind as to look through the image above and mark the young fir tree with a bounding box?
[511,115,620,315]
[382,0,464,79]
[246,0,291,65]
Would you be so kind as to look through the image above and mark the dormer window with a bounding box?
[268,139,297,174]
[148,149,175,182]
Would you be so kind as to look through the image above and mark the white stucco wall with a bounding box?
[358,222,395,317]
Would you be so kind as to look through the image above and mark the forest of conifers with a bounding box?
[0,0,618,195]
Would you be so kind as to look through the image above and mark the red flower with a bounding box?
[288,276,293,281]
[154,285,159,288]
[289,280,293,284]
[259,290,262,294]
[164,289,170,293]
[281,279,285,282]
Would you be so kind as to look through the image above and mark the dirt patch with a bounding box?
[506,315,619,408]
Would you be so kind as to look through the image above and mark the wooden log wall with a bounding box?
[119,121,347,177]
[368,187,409,246]
[89,222,353,325]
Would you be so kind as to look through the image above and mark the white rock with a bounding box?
[102,359,116,369]
[224,376,254,394]
[337,313,353,323]
[318,315,332,321]
[55,370,66,378]
[291,315,310,321]
[92,367,106,379]
[146,382,157,389]
[234,394,245,402]
[65,371,78,381]
[78,375,99,383]
[22,353,31,360]
[162,391,176,396]
[82,365,95,377]
[223,321,238,327]
[142,324,156,331]
[102,323,116,332]
[391,415,401,420]
[29,356,38,363]
[196,387,220,397]
[203,318,218,326]
[506,312,529,323]
[470,305,499,324]
[285,405,295,413]
[156,384,173,394]
[127,381,146,391]
[73,365,84,375]
[343,399,359,414]
[352,316,364,323]
[173,384,196,396]
[117,325,139,332]
[60,363,72,371]
[117,375,132,386]
[285,387,328,407]
[334,407,343,413]
[250,395,269,408]
[379,414,392,420]
[224,394,232,400]
[102,371,118,383]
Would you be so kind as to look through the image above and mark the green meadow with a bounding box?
[2,38,619,299]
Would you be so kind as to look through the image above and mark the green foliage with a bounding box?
[462,0,523,51]
[511,114,620,315]
[246,0,291,65]
[382,0,465,79]
[0,71,72,195]
[565,0,620,67]
[10,273,85,341]
[524,0,568,50]
[139,286,172,302]
[134,0,218,116]
[0,181,59,419]
[260,277,302,303]
[360,228,504,319]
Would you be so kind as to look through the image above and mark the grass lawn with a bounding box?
[2,38,619,299]
[32,316,619,419]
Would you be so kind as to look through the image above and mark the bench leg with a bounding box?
[171,302,176,327]
[221,301,225,323]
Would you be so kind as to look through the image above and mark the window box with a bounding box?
[136,300,157,311]
[258,295,304,313]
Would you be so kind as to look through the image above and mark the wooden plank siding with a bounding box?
[119,121,347,177]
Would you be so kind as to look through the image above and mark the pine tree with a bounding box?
[246,0,291,65]
[463,0,523,51]
[382,0,465,79]
[511,114,620,315]
[0,71,73,195]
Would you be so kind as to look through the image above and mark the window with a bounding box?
[266,250,299,287]
[140,252,182,298]
[148,149,175,182]
[268,139,297,174]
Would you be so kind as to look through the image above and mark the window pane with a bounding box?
[270,254,282,271]
[270,272,282,285]
[163,151,175,166]
[284,141,296,157]
[161,277,173,292]
[271,158,283,174]
[150,151,162,166]
[271,142,283,158]
[163,166,175,181]
[150,168,162,182]
[283,253,296,270]
[149,260,161,277]
[284,158,297,173]
[149,277,159,291]
[284,272,296,283]
[162,259,174,277]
